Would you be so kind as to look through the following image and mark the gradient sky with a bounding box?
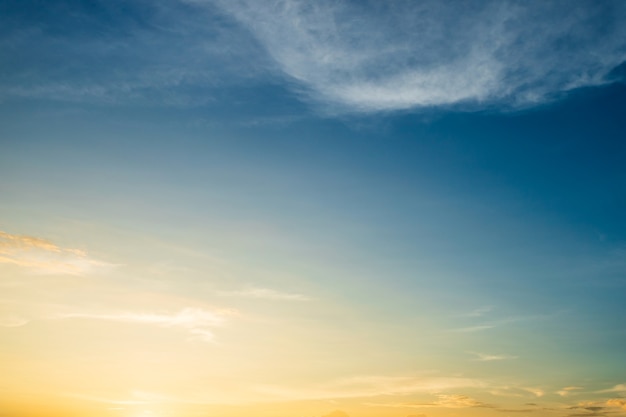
[1,1,626,417]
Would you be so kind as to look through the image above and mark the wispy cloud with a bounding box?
[461,306,494,317]
[597,384,626,394]
[449,324,496,333]
[523,388,545,398]
[557,387,584,397]
[56,307,236,342]
[5,1,624,114]
[216,287,310,301]
[367,394,492,409]
[211,0,626,113]
[0,231,113,275]
[253,375,485,401]
[470,352,518,361]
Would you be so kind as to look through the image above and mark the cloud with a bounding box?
[0,231,113,275]
[557,387,584,397]
[210,0,626,113]
[461,306,494,317]
[569,401,610,415]
[523,388,545,398]
[5,1,625,115]
[606,399,626,411]
[470,352,518,361]
[254,375,485,401]
[368,394,492,409]
[216,287,309,301]
[449,324,496,333]
[56,307,236,342]
[597,384,626,394]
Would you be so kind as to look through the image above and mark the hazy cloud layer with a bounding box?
[210,0,626,113]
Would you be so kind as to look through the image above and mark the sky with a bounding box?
[1,1,626,417]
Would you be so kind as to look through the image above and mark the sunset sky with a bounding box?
[1,1,626,417]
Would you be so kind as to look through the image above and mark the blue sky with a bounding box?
[1,1,626,417]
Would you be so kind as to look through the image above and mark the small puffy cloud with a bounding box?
[217,287,309,301]
[0,231,113,275]
[57,307,236,342]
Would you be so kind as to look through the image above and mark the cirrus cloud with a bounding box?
[209,0,626,113]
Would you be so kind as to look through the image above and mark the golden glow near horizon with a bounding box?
[1,226,625,417]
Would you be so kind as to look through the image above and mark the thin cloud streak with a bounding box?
[253,375,486,401]
[366,394,492,409]
[470,352,518,361]
[216,287,310,301]
[56,308,236,342]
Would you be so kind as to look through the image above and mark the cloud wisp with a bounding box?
[216,286,310,301]
[470,352,518,362]
[367,394,492,409]
[211,0,626,113]
[253,375,485,401]
[56,307,236,342]
[0,231,113,275]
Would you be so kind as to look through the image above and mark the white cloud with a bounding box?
[597,383,626,393]
[217,287,309,301]
[523,387,545,397]
[209,0,626,113]
[57,307,236,342]
[449,324,496,333]
[470,352,518,361]
[556,386,583,397]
